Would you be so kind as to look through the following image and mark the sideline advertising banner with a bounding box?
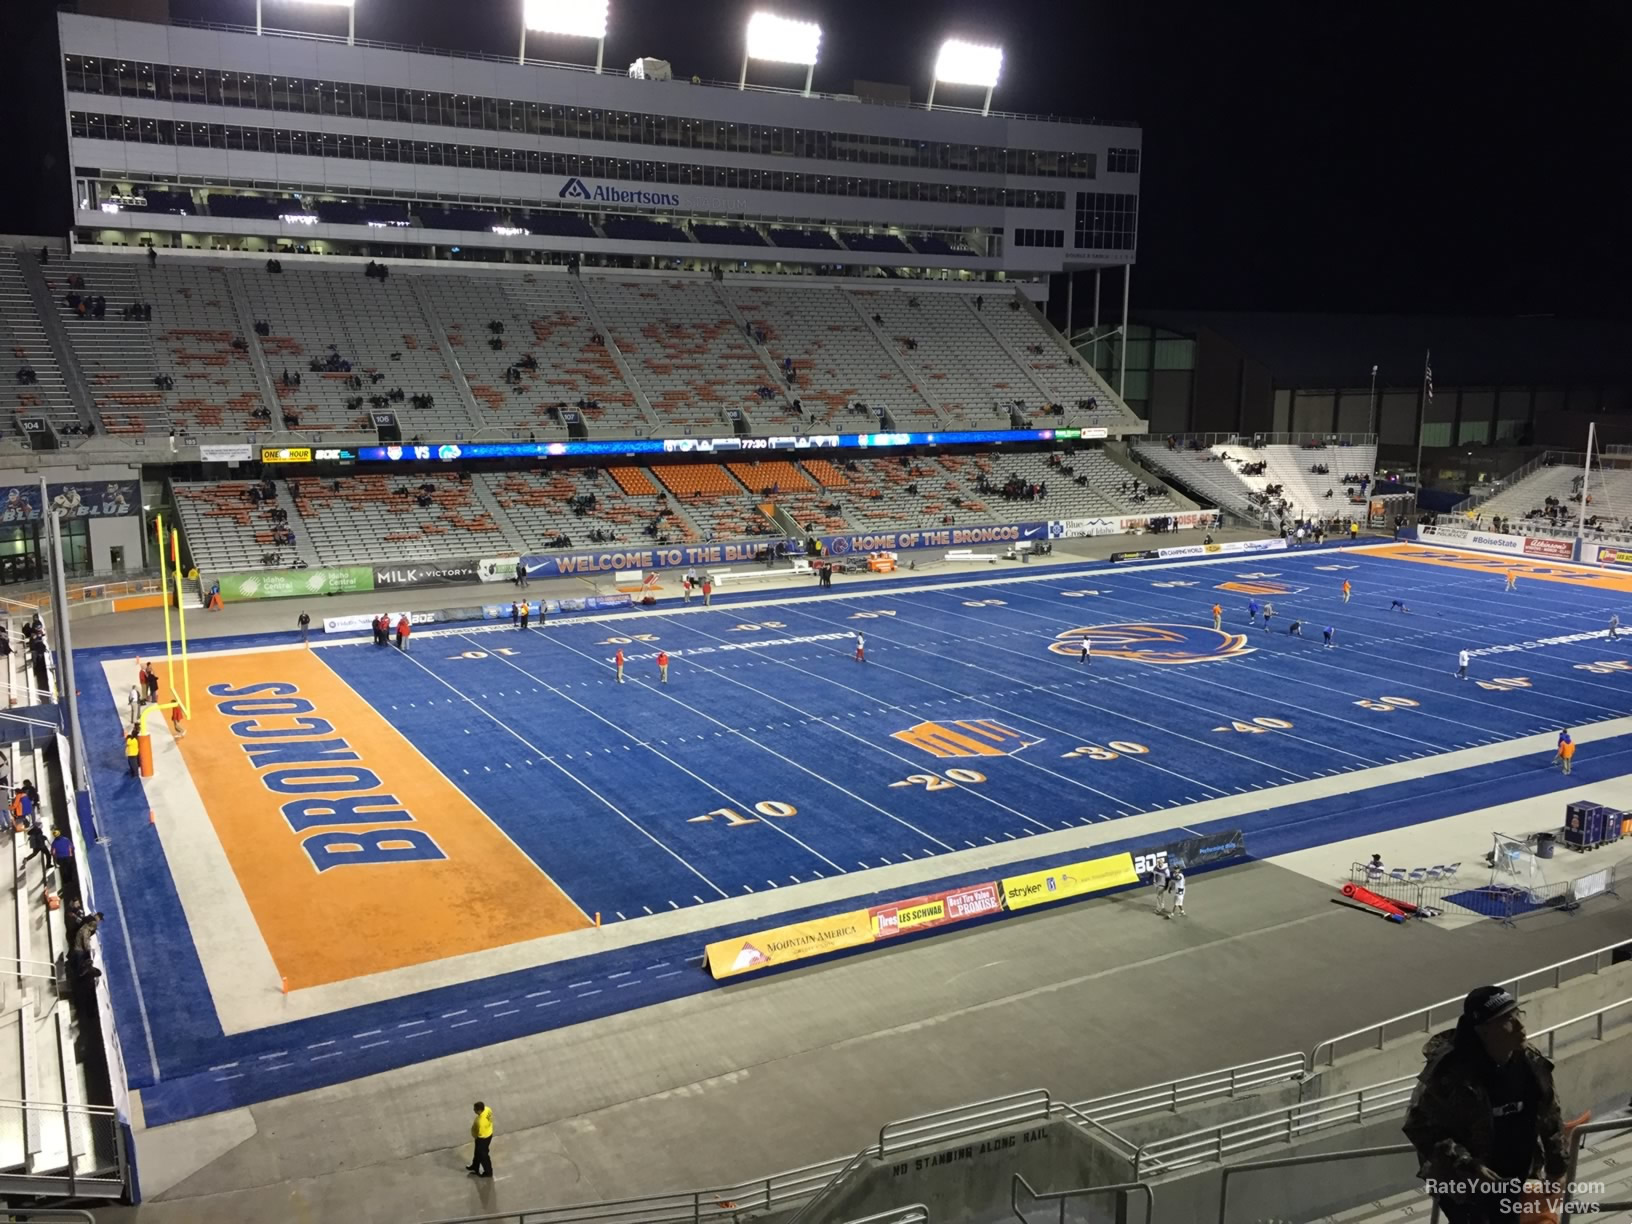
[217,566,374,602]
[1522,537,1573,560]
[705,908,874,980]
[1419,525,1527,556]
[1130,829,1248,878]
[479,595,633,621]
[522,539,778,578]
[199,443,253,463]
[1000,852,1140,911]
[1594,546,1632,567]
[321,609,444,634]
[1156,538,1289,561]
[1111,549,1160,563]
[869,882,1002,941]
[814,522,1048,558]
[373,559,481,589]
[1049,517,1121,540]
[478,556,522,583]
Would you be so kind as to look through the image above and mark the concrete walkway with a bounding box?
[101,777,1630,1223]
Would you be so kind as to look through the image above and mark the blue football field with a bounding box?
[317,543,1632,918]
[78,541,1632,1125]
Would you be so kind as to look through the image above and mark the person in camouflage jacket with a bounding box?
[1402,985,1568,1223]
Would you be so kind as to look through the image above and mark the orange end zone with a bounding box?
[1375,543,1632,593]
[175,648,590,990]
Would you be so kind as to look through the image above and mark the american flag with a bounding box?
[1425,351,1433,402]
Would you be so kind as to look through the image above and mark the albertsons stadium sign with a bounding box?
[558,177,680,208]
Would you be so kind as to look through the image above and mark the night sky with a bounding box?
[1,0,1625,318]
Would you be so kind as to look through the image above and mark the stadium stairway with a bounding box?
[1131,441,1262,521]
[220,268,293,433]
[0,249,85,438]
[707,280,805,433]
[1003,292,1144,432]
[842,290,954,430]
[567,278,665,434]
[406,277,486,435]
[858,288,1042,430]
[42,255,170,437]
[1,737,103,1190]
[468,475,530,553]
[1100,441,1200,510]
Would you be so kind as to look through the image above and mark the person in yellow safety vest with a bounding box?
[125,730,141,778]
[466,1102,493,1177]
[1349,521,1359,540]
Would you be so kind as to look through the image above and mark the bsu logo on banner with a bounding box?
[891,719,1041,759]
[1048,623,1255,665]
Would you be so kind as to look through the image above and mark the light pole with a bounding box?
[1368,364,1378,439]
[926,39,1003,117]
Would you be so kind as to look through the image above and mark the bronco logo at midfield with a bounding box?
[1048,623,1254,665]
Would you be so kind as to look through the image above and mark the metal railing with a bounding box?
[1450,450,1560,514]
[1561,1116,1632,1223]
[1071,1054,1305,1128]
[1152,431,1378,450]
[1012,1172,1154,1224]
[1306,936,1632,1070]
[0,1096,127,1198]
[1215,1143,1419,1224]
[420,1066,1291,1224]
[840,1207,928,1224]
[1133,1075,1418,1178]
[1141,993,1632,1179]
[161,17,1132,126]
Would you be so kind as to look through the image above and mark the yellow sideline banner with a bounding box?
[704,908,873,980]
[1000,852,1140,911]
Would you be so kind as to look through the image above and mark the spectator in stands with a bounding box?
[147,246,157,265]
[1403,986,1568,1223]
[51,826,74,889]
[975,295,984,310]
[24,820,49,869]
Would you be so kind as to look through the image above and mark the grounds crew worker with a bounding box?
[1402,985,1568,1224]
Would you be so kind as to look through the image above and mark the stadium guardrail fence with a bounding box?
[1307,933,1632,1070]
[1138,993,1632,1179]
[1012,1172,1154,1224]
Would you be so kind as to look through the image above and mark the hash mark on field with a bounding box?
[209,1061,240,1071]
[493,1009,520,1018]
[258,1051,289,1060]
[482,1000,510,1008]
[309,1051,345,1062]
[451,1019,479,1028]
[441,1009,468,1019]
[397,1020,426,1028]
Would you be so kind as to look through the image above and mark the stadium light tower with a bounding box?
[520,0,609,71]
[740,12,821,98]
[255,0,356,46]
[927,39,1002,116]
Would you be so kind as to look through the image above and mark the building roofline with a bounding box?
[75,14,1137,130]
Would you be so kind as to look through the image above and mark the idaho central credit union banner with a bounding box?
[0,480,140,522]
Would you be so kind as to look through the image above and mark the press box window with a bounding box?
[1107,147,1140,174]
[1012,228,1064,248]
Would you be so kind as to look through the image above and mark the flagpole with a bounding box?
[1578,421,1595,546]
[1414,349,1430,506]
